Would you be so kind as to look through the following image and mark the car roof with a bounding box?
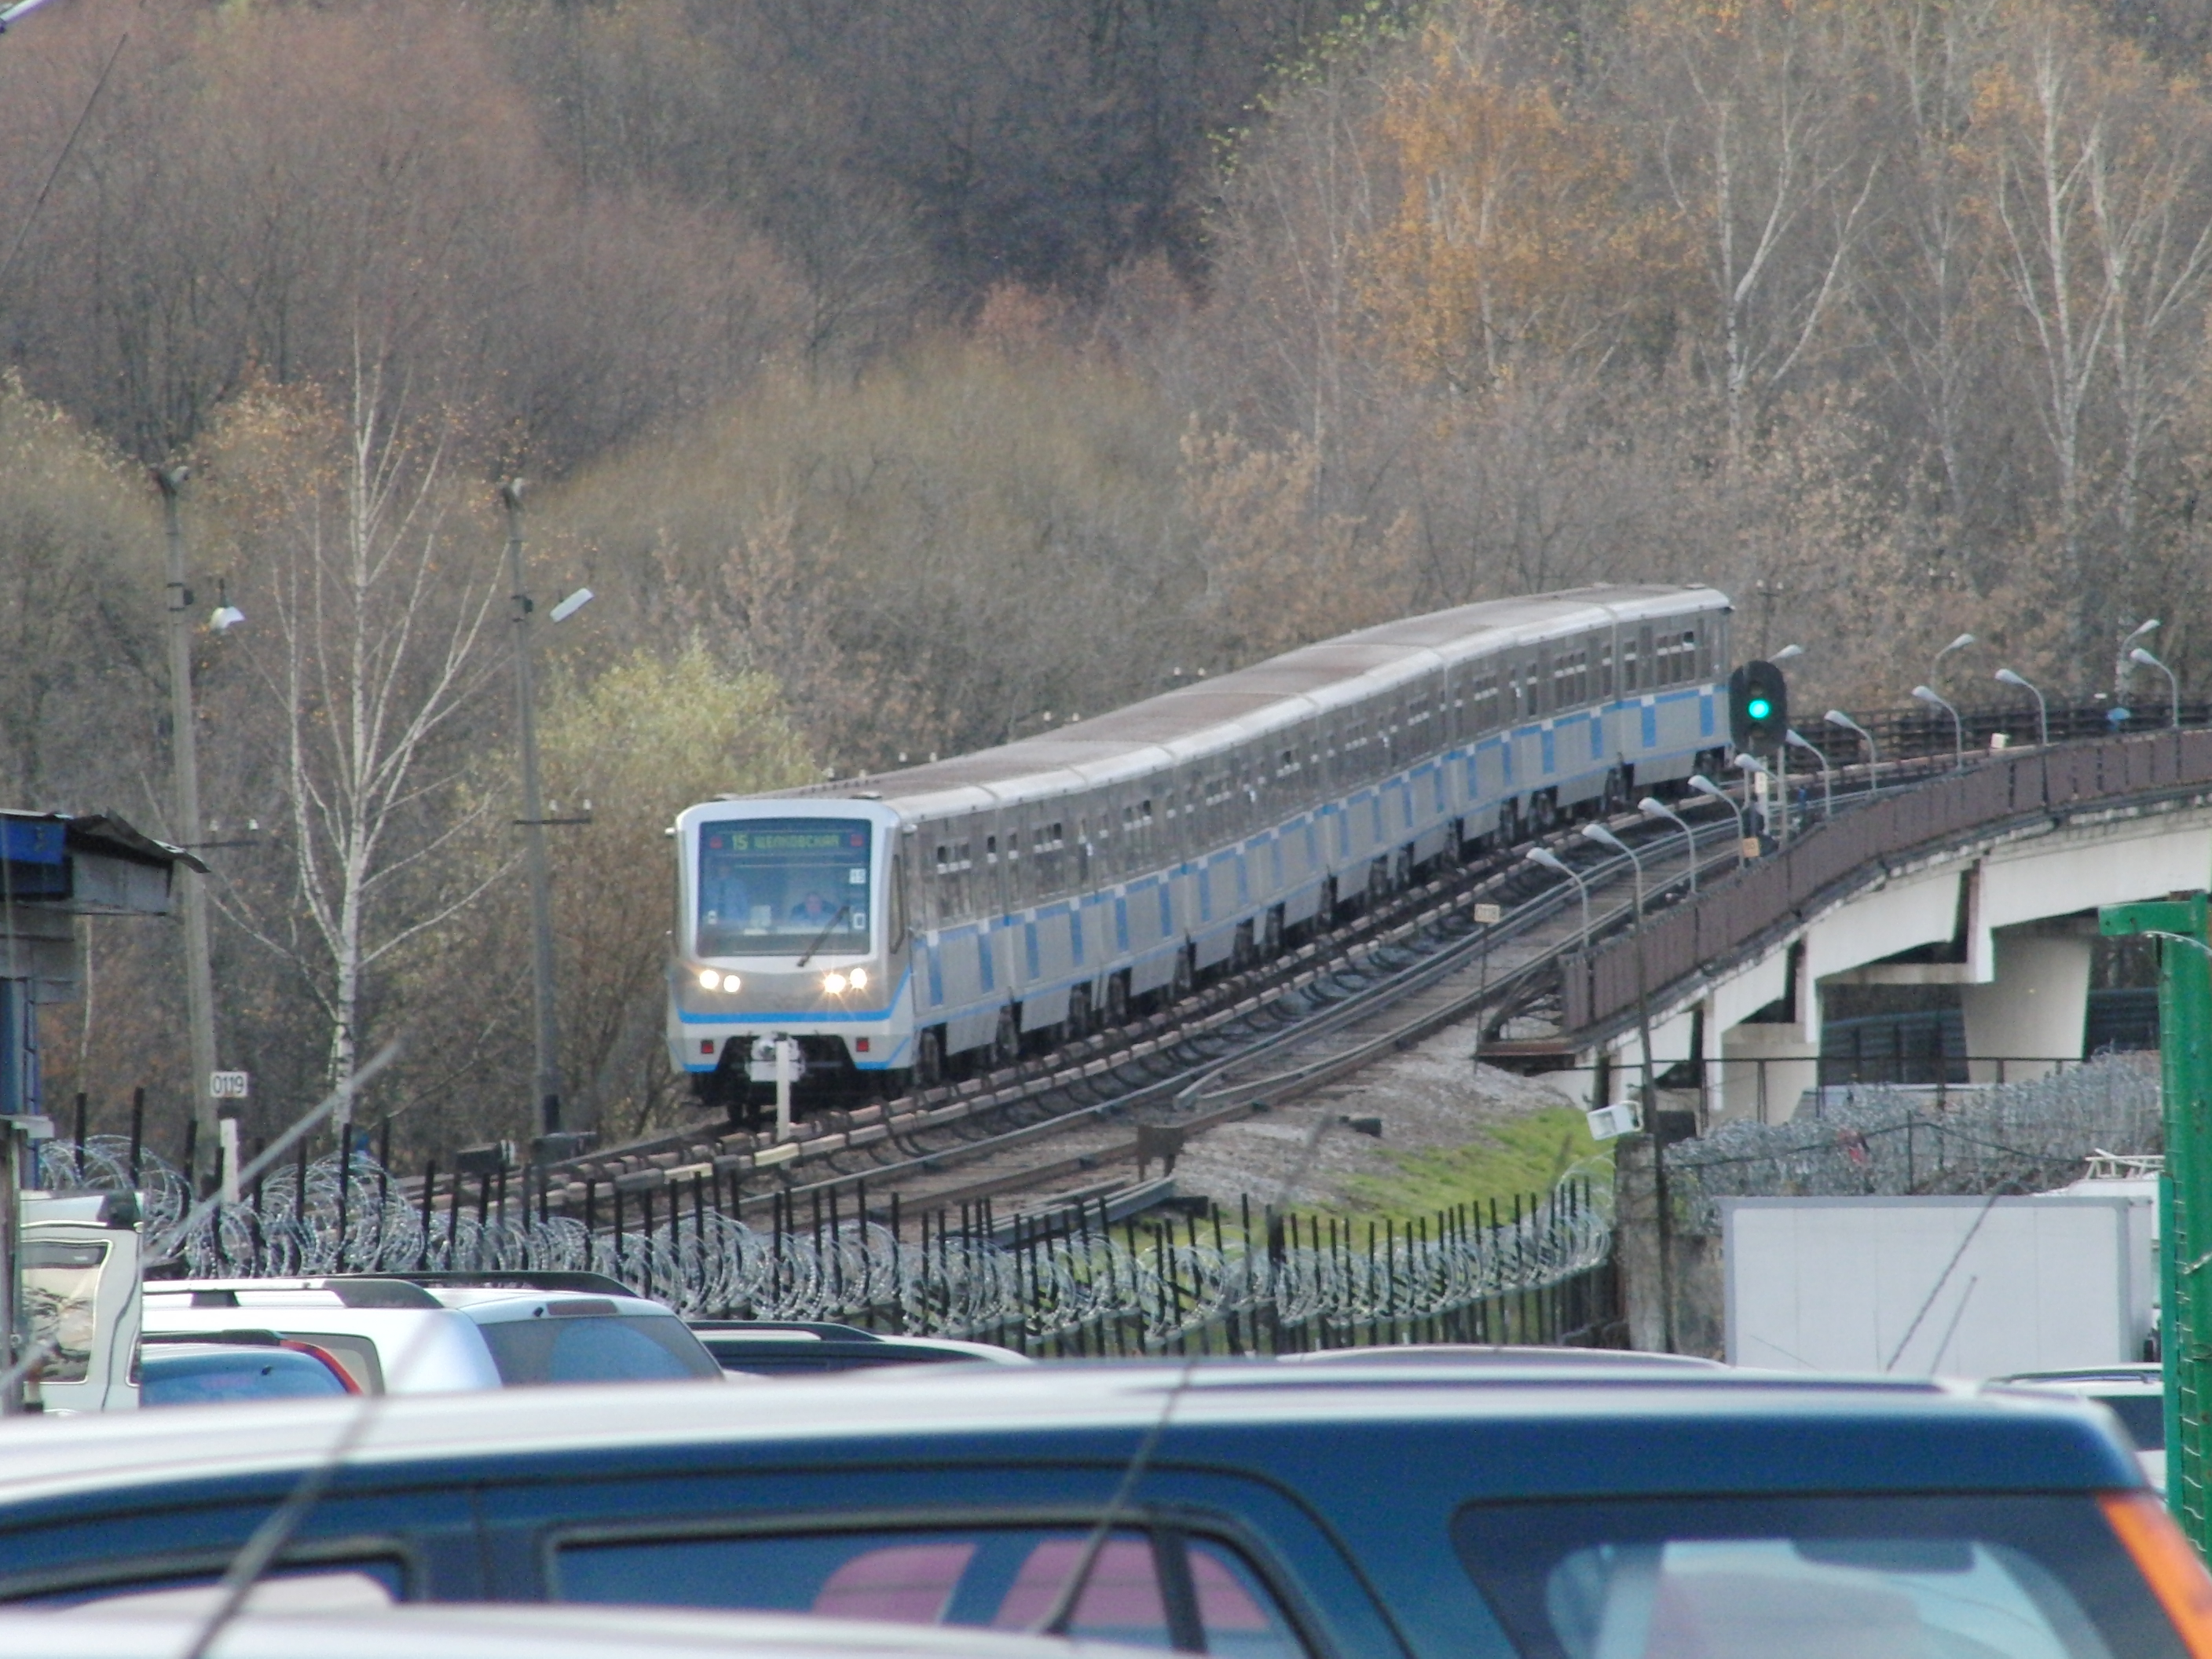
[145,1278,678,1323]
[1278,1346,1726,1370]
[0,1360,2141,1509]
[0,1604,1159,1659]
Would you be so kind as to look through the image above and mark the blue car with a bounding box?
[0,1360,2201,1657]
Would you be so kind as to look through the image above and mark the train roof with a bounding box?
[763,585,1726,823]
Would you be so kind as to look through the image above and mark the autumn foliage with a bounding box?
[9,0,2212,1148]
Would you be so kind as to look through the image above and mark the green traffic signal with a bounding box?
[1747,696,1772,720]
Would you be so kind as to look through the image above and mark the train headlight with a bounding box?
[822,971,848,995]
[848,967,869,991]
[698,969,722,991]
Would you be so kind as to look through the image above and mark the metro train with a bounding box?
[668,584,1732,1104]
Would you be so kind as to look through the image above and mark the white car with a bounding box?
[140,1273,727,1394]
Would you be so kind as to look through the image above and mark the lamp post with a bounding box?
[1639,797,1697,895]
[157,467,220,1188]
[1734,749,1778,842]
[1772,643,1805,664]
[1785,730,1833,819]
[1526,847,1591,954]
[1687,774,1751,864]
[1994,668,2049,748]
[503,481,564,1138]
[1824,709,1879,774]
[1582,823,1657,1122]
[2133,647,2181,730]
[1912,684,1964,768]
[1583,823,1646,921]
[2119,618,2161,701]
[1932,631,1976,687]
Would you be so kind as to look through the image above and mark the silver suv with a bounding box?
[140,1273,727,1394]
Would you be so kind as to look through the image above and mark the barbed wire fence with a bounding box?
[39,1135,1617,1355]
[1664,1052,2163,1234]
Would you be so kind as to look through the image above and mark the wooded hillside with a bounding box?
[4,0,2206,1151]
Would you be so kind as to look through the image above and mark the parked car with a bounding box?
[1997,1364,2166,1490]
[139,1332,359,1407]
[139,1273,725,1393]
[1277,1345,1725,1370]
[687,1321,1031,1376]
[0,1603,1163,1659]
[0,1358,2199,1656]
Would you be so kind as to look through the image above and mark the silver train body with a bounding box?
[668,584,1732,1090]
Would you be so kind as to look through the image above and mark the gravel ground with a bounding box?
[1164,1025,1591,1210]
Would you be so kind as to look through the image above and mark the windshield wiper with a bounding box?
[794,903,851,969]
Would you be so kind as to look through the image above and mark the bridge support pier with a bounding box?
[1959,923,2093,1082]
[1717,1023,1820,1125]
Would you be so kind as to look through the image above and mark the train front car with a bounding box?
[668,797,910,1108]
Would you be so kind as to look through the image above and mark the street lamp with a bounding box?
[1785,730,1833,819]
[156,467,221,1188]
[503,480,566,1139]
[1932,632,1976,687]
[1687,774,1751,864]
[1735,749,1783,842]
[0,0,68,27]
[1525,847,1591,954]
[1582,823,1646,922]
[1772,643,1805,663]
[1582,822,1657,1119]
[1994,668,2049,748]
[1912,684,1964,768]
[2131,647,2181,729]
[1639,797,1697,895]
[1824,709,1879,772]
[2119,618,2160,700]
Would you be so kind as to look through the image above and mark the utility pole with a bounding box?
[2101,895,2212,1555]
[502,481,563,1137]
[159,467,218,1188]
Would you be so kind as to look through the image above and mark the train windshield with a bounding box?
[697,817,872,958]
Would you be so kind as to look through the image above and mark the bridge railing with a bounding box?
[1565,726,2212,1035]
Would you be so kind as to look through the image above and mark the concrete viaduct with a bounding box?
[1547,729,2212,1124]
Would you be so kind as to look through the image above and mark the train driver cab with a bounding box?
[668,797,909,1100]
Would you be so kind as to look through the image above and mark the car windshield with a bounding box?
[697,817,871,958]
[475,1314,725,1386]
[1455,1492,2188,1658]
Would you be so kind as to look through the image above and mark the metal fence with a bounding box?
[1566,727,2212,1035]
[1661,1052,2161,1235]
[44,1136,1617,1354]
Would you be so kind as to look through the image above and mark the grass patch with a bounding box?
[1327,1107,1611,1225]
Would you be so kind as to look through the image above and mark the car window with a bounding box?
[701,1348,971,1376]
[1454,1494,2186,1659]
[2094,1392,2166,1452]
[474,1316,723,1386]
[555,1525,1304,1657]
[141,1348,350,1406]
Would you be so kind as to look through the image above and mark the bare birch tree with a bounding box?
[1642,0,1882,459]
[207,368,507,1104]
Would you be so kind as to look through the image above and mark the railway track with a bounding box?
[539,789,1763,1225]
[474,726,2092,1230]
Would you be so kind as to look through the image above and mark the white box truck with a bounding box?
[1723,1194,2152,1379]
